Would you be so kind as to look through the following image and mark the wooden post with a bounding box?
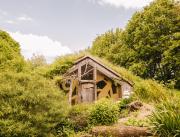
[78,65,81,103]
[94,65,97,101]
[69,79,73,105]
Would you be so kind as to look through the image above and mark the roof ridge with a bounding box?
[74,55,133,86]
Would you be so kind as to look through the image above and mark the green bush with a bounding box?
[54,118,74,137]
[118,98,132,111]
[125,118,149,127]
[88,99,119,126]
[0,72,69,137]
[68,104,91,132]
[0,30,25,72]
[149,100,180,137]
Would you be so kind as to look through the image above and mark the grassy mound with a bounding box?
[48,53,180,137]
[0,71,68,136]
[48,52,179,103]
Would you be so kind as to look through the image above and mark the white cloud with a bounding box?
[89,0,153,9]
[17,15,33,21]
[5,20,16,24]
[9,31,72,63]
[0,10,7,16]
[2,14,33,25]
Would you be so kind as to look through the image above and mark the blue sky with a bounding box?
[0,0,153,63]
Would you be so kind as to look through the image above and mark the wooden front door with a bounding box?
[81,83,95,103]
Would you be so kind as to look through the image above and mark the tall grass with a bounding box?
[149,100,180,137]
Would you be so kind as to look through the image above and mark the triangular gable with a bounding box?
[65,55,133,86]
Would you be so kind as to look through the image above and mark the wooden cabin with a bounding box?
[62,56,133,105]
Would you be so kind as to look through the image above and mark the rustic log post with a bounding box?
[78,64,81,103]
[94,65,97,101]
[69,79,73,105]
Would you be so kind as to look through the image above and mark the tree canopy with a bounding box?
[91,0,180,89]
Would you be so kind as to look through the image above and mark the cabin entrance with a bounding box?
[81,83,95,103]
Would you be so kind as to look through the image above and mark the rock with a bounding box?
[128,101,143,111]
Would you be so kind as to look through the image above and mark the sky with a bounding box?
[0,0,153,63]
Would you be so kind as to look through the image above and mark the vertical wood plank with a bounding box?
[94,65,97,101]
[78,64,81,103]
[69,79,73,105]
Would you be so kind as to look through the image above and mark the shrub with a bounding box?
[125,118,149,127]
[88,99,119,126]
[0,72,69,136]
[118,98,132,111]
[54,118,74,137]
[149,100,180,137]
[68,104,91,132]
[0,30,25,72]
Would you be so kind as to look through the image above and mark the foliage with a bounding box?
[123,0,180,87]
[68,104,91,132]
[118,98,133,111]
[45,53,85,78]
[88,99,119,126]
[91,0,180,89]
[133,79,169,102]
[125,118,149,127]
[91,29,122,58]
[27,53,47,69]
[149,100,180,137]
[0,30,25,72]
[0,72,68,137]
[54,118,74,137]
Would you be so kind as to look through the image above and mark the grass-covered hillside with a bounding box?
[46,52,180,137]
[47,52,179,103]
[0,30,180,137]
[0,0,179,136]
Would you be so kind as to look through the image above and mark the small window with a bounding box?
[72,87,77,96]
[97,91,101,97]
[112,83,117,94]
[81,64,94,80]
[65,80,71,87]
[97,80,107,89]
[108,90,111,97]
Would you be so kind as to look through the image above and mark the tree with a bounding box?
[122,0,180,87]
[91,29,122,58]
[28,54,47,68]
[91,0,180,88]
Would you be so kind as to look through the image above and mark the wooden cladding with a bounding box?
[63,56,133,105]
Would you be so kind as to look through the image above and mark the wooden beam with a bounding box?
[80,80,95,83]
[69,79,73,105]
[94,65,97,101]
[81,68,94,78]
[78,65,81,103]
